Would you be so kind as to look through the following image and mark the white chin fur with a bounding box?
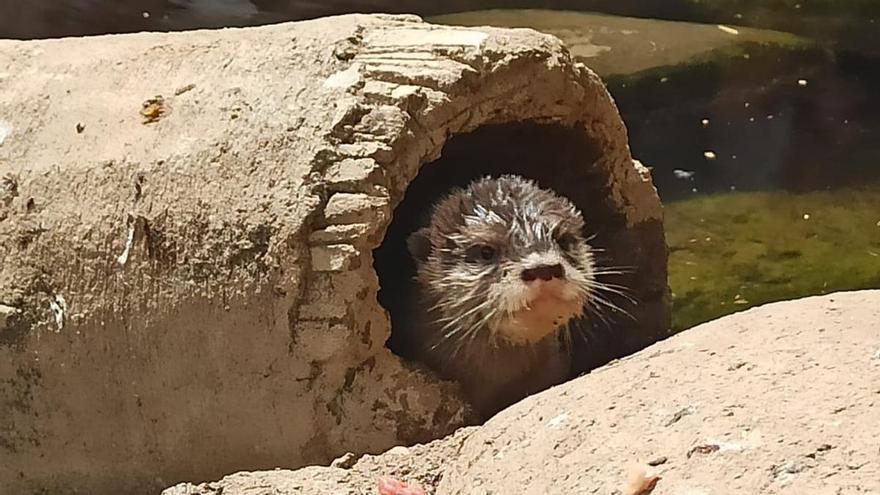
[491,280,585,345]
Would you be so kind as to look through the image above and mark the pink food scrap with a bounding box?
[377,477,427,495]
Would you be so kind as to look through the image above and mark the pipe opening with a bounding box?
[374,121,666,415]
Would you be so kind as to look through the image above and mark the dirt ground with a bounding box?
[164,289,880,494]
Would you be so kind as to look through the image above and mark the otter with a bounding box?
[405,174,600,417]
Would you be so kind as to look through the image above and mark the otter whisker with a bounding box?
[587,291,637,322]
[590,269,636,277]
[431,314,480,353]
[589,279,635,292]
[433,301,493,342]
[559,317,579,351]
[447,309,495,361]
[584,281,638,306]
[590,262,637,273]
[464,309,498,350]
[583,300,616,330]
[563,313,598,342]
[433,294,493,327]
[429,278,496,321]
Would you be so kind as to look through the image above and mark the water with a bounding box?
[431,8,880,330]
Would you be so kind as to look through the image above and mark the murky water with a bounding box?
[431,9,880,330]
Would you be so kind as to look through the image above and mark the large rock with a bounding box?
[165,290,880,494]
[0,13,665,494]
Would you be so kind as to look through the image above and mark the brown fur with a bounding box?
[406,175,597,417]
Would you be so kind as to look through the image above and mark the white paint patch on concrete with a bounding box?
[546,412,569,428]
[117,218,136,266]
[0,119,12,146]
[50,294,67,332]
[706,438,749,453]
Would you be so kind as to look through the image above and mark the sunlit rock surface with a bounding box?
[164,290,880,495]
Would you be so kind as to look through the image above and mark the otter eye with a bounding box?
[556,233,578,251]
[465,244,497,263]
[479,245,496,260]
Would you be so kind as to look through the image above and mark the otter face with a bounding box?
[408,175,595,346]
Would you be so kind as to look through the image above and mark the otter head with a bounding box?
[407,175,595,346]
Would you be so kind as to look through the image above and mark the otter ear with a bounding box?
[407,228,433,262]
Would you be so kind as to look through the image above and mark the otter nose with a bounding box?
[521,264,565,282]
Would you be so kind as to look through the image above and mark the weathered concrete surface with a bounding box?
[165,290,880,494]
[0,13,665,495]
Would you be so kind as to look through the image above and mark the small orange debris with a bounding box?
[140,96,166,124]
[623,465,661,495]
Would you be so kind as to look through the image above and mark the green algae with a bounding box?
[666,186,880,331]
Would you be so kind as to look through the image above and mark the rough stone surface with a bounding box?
[309,223,373,244]
[310,243,360,272]
[324,192,390,225]
[0,13,664,495]
[164,290,880,495]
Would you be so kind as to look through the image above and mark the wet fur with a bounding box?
[406,175,597,417]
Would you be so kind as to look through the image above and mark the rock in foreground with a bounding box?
[166,290,880,494]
